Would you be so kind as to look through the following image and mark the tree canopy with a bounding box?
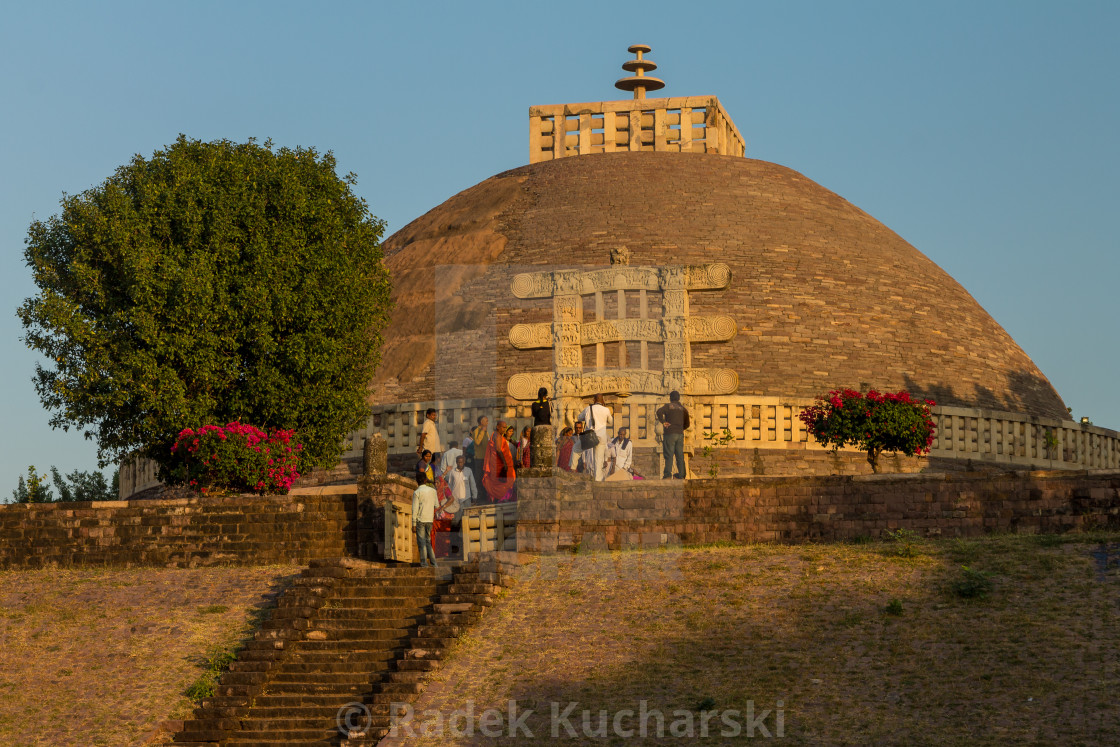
[18,135,392,472]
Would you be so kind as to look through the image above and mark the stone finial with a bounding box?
[615,44,665,100]
[610,246,631,266]
[363,433,388,476]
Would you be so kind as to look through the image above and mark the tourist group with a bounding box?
[409,388,690,565]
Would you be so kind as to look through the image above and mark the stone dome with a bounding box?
[371,151,1067,420]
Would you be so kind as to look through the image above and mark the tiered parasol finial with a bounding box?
[615,44,665,100]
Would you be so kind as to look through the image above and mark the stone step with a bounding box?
[315,608,428,622]
[403,647,449,661]
[447,583,501,595]
[432,602,474,614]
[384,670,427,685]
[246,703,393,720]
[267,659,387,675]
[319,595,435,609]
[365,691,421,705]
[295,609,428,625]
[309,620,417,634]
[286,649,402,665]
[394,658,440,672]
[322,586,439,600]
[268,671,376,686]
[439,593,494,605]
[302,629,416,643]
[222,727,339,743]
[408,636,454,649]
[292,639,406,653]
[259,681,367,696]
[250,693,378,709]
[416,624,465,638]
[237,717,338,732]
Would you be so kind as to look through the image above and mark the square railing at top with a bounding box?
[529,96,746,163]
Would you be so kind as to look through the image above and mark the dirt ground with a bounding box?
[0,564,298,746]
[383,532,1120,746]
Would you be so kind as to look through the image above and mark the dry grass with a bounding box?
[386,532,1120,745]
[0,565,298,746]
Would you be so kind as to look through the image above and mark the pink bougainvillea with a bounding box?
[798,389,936,473]
[167,421,302,494]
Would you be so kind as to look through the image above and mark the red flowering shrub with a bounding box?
[798,389,936,473]
[164,422,302,494]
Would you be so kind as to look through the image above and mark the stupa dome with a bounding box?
[372,151,1068,421]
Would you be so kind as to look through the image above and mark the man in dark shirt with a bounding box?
[656,390,690,479]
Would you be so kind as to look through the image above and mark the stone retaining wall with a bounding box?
[516,470,1120,551]
[0,479,414,570]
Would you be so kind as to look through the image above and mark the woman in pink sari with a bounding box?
[483,419,517,502]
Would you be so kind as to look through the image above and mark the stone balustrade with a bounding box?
[529,95,745,163]
[117,396,1120,499]
[355,396,1120,472]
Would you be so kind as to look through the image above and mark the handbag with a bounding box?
[579,406,600,450]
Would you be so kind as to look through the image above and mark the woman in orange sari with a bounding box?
[483,419,516,502]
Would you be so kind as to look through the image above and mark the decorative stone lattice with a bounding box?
[506,261,739,399]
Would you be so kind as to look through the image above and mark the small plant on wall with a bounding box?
[799,389,936,473]
[701,428,735,478]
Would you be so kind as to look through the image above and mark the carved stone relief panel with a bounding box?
[555,294,581,322]
[509,323,553,349]
[664,341,690,369]
[686,315,737,342]
[662,289,688,318]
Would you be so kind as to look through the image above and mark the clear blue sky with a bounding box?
[2,1,1117,495]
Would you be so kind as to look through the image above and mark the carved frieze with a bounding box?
[510,316,736,348]
[507,368,740,399]
[511,262,732,298]
[686,315,737,341]
[509,323,553,349]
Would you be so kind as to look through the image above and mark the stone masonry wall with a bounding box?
[0,490,360,570]
[0,478,416,571]
[516,470,1120,552]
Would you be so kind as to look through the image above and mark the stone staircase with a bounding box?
[170,557,510,745]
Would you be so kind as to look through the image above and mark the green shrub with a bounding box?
[884,528,920,557]
[951,566,994,599]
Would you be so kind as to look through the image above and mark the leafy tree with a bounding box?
[799,389,936,473]
[50,467,118,502]
[10,466,119,503]
[18,135,392,475]
[11,466,53,503]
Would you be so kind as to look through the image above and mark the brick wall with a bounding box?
[516,469,1120,551]
[0,477,416,570]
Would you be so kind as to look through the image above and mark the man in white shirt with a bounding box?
[578,394,613,481]
[411,474,439,567]
[439,440,462,478]
[446,455,477,508]
[418,408,442,464]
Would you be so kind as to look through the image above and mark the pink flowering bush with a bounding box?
[798,389,936,473]
[165,422,302,494]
